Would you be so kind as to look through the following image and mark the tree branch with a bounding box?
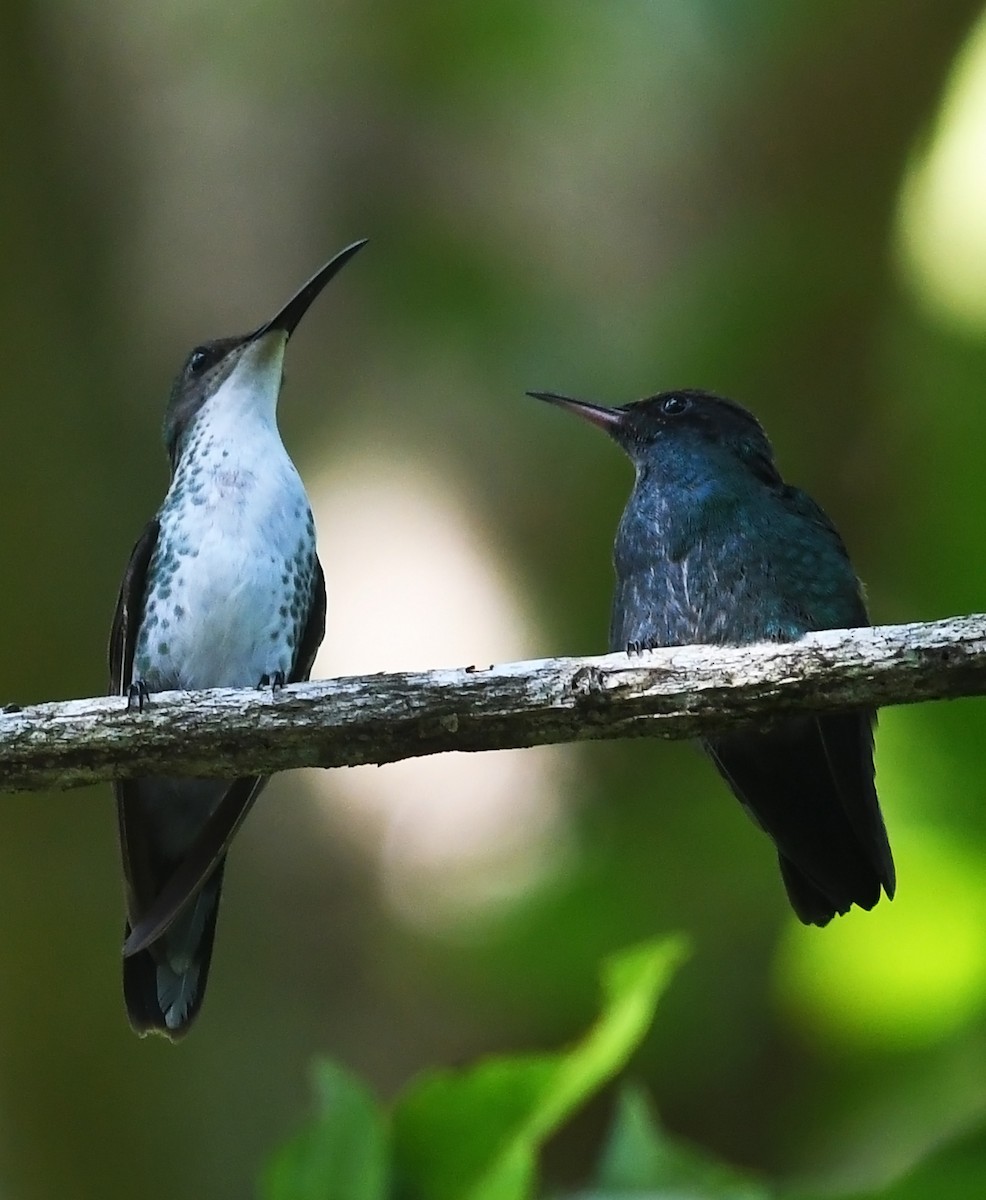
[1,615,984,794]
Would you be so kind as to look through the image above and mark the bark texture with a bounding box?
[1,616,983,793]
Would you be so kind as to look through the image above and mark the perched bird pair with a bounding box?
[111,246,894,1039]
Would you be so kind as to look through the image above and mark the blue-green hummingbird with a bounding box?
[529,387,895,924]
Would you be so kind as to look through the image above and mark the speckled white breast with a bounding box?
[133,416,318,692]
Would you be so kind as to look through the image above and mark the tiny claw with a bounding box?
[626,640,643,656]
[258,670,285,694]
[127,681,150,712]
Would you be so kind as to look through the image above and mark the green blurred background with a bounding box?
[4,1,986,1195]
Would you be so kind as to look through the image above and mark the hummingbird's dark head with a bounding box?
[527,388,781,486]
[164,336,255,467]
[162,239,368,471]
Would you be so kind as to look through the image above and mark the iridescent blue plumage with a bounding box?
[530,387,895,924]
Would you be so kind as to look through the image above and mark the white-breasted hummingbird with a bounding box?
[109,239,366,1037]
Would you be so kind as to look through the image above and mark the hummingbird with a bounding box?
[528,387,895,925]
[109,239,366,1037]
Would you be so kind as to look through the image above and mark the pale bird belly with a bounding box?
[134,485,314,691]
[164,553,300,689]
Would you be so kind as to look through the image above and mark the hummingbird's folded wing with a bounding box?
[108,518,261,959]
[293,555,326,683]
[121,555,326,956]
[109,519,160,695]
[121,774,267,956]
[706,712,895,925]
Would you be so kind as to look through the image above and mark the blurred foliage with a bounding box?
[258,948,986,1199]
[260,940,715,1200]
[389,939,686,1200]
[590,1084,769,1200]
[5,1,986,1198]
[263,1061,388,1200]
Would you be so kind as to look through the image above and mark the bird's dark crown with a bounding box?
[616,389,781,485]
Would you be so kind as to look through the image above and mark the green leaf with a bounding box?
[261,1060,388,1200]
[391,936,688,1200]
[594,1083,771,1198]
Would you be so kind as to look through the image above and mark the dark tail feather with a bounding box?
[123,862,226,1040]
[779,854,842,927]
[706,713,893,925]
[815,711,896,899]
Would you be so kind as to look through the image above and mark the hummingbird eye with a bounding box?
[187,347,214,376]
[660,395,690,417]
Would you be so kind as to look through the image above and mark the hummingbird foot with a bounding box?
[626,640,653,656]
[257,670,285,694]
[126,680,150,712]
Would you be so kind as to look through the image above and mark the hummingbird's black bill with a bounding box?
[254,238,369,340]
[526,390,626,432]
